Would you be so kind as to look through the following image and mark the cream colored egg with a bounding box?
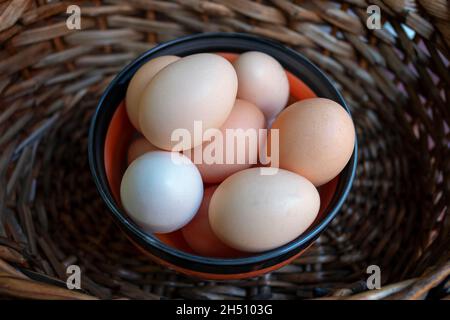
[139,53,238,151]
[233,51,289,119]
[209,168,320,252]
[271,98,355,186]
[126,55,180,131]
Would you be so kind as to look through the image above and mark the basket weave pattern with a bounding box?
[0,0,449,300]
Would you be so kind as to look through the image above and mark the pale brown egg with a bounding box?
[125,55,180,131]
[271,98,355,186]
[190,99,266,184]
[233,51,289,120]
[127,137,158,164]
[209,168,320,252]
[139,53,238,151]
[181,186,242,258]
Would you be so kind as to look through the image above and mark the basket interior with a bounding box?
[0,0,448,300]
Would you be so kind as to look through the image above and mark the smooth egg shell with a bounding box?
[190,99,266,184]
[139,53,238,151]
[209,168,320,252]
[233,51,289,120]
[181,186,241,258]
[125,55,180,131]
[271,98,355,186]
[120,151,203,233]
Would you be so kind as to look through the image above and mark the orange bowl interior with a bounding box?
[104,52,340,257]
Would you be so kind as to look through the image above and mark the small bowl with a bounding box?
[88,32,357,280]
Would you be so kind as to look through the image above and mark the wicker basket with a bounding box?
[0,0,449,300]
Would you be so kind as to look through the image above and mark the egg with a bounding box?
[233,51,289,119]
[209,168,320,252]
[190,99,266,184]
[271,98,355,186]
[126,55,180,131]
[120,151,203,233]
[127,137,158,164]
[181,186,241,257]
[139,53,238,151]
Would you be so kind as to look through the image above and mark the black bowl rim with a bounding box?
[88,32,358,272]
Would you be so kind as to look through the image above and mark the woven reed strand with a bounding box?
[0,0,449,300]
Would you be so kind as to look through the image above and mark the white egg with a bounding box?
[120,151,203,233]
